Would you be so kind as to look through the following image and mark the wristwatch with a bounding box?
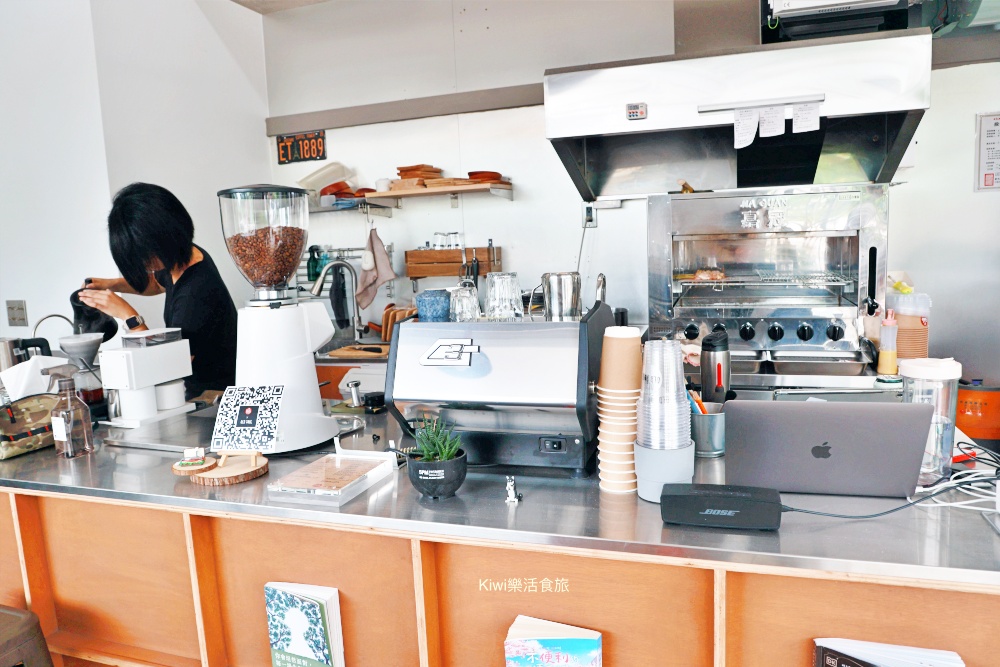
[125,314,145,331]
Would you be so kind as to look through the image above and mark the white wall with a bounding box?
[264,0,674,329]
[264,0,676,114]
[890,62,1000,383]
[89,0,272,324]
[0,1,115,342]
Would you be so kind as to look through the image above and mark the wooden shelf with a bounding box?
[309,200,392,218]
[47,631,202,667]
[365,182,513,203]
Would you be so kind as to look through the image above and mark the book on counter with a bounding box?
[265,582,345,667]
[504,615,602,667]
[267,451,394,507]
[815,638,965,667]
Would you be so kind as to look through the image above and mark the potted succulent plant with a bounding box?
[407,417,468,499]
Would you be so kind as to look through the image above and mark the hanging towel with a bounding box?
[356,229,396,309]
[329,266,350,329]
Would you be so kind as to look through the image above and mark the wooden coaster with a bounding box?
[191,456,268,486]
[172,457,217,476]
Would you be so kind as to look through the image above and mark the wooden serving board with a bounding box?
[191,456,268,486]
[326,343,390,359]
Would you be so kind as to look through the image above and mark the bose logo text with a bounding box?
[699,509,739,516]
[419,339,481,367]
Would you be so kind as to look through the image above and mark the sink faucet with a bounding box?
[310,259,366,342]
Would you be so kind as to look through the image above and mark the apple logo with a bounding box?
[811,442,832,459]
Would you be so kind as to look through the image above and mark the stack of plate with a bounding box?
[596,327,642,493]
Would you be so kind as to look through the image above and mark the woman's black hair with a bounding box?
[108,183,194,292]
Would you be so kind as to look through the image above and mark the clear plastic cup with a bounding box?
[899,358,961,486]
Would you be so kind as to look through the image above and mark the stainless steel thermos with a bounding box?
[699,330,730,404]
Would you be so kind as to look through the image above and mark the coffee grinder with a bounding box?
[217,185,339,453]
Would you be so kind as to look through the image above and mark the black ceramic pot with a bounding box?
[407,449,468,499]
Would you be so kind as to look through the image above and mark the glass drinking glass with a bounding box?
[447,232,462,249]
[485,272,523,322]
[432,232,448,250]
[450,281,481,322]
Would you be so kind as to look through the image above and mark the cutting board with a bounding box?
[326,343,390,359]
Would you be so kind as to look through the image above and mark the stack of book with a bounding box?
[815,638,964,667]
[504,615,602,667]
[265,582,345,667]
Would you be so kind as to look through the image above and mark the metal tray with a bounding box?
[683,349,768,376]
[732,349,768,374]
[770,350,872,376]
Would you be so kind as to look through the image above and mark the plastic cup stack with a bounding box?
[595,326,642,494]
[634,339,694,503]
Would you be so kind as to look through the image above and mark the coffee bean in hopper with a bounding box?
[226,227,307,288]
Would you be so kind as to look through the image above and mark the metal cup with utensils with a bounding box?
[541,272,582,322]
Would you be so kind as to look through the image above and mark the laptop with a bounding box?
[724,401,936,498]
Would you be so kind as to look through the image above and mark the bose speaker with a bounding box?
[660,484,783,531]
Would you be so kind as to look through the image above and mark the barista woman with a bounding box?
[79,183,238,399]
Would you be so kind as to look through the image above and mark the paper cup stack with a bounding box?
[596,327,642,493]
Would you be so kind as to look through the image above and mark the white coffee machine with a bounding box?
[99,329,195,428]
[217,185,339,453]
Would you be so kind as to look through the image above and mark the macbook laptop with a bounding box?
[724,401,936,498]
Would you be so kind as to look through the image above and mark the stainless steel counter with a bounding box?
[1,413,999,588]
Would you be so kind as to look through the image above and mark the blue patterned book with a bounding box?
[504,615,602,667]
[265,582,345,667]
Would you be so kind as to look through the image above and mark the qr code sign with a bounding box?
[211,385,284,452]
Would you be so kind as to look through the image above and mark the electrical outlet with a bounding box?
[6,300,27,327]
[582,205,597,228]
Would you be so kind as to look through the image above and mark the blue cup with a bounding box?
[415,290,450,322]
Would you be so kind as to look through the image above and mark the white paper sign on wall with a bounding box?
[976,112,1000,192]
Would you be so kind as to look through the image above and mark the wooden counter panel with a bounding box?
[727,573,1000,667]
[209,517,421,666]
[434,543,715,667]
[36,497,200,661]
[0,492,25,609]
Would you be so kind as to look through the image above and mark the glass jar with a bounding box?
[51,378,95,458]
[899,358,961,486]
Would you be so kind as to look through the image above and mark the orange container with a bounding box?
[957,384,1000,450]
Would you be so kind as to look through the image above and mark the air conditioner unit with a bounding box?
[768,0,900,19]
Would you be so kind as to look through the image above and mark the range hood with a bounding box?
[544,29,931,201]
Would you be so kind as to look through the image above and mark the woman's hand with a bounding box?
[78,289,139,321]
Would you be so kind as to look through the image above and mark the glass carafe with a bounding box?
[51,378,94,458]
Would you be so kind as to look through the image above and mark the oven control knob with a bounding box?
[797,324,814,341]
[767,323,784,341]
[684,324,700,340]
[739,323,756,341]
[826,324,845,341]
[712,323,727,333]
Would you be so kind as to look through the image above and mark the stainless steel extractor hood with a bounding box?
[544,29,931,201]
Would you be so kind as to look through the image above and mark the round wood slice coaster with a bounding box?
[190,456,269,486]
[172,457,218,476]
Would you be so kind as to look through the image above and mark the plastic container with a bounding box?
[876,309,898,375]
[898,358,961,486]
[886,291,931,359]
[51,378,94,459]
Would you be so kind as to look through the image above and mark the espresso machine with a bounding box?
[386,303,614,477]
[217,185,340,453]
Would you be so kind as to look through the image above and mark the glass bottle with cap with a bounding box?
[51,377,95,458]
[898,358,962,486]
